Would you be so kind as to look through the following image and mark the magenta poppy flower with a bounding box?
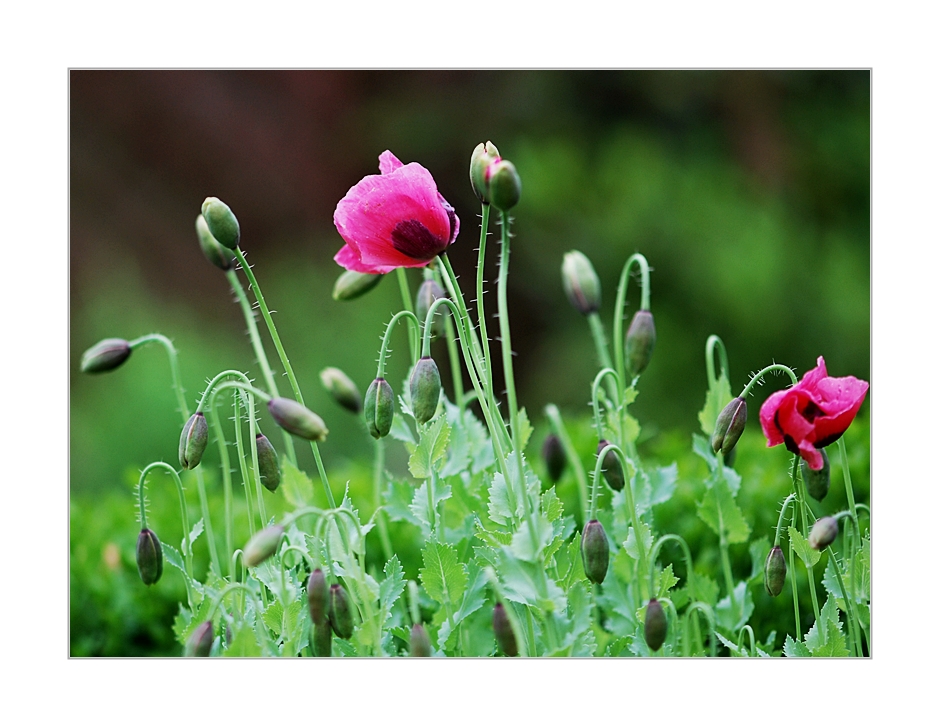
[759,356,869,470]
[333,151,459,274]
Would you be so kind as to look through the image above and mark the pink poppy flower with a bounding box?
[759,356,869,470]
[333,151,459,274]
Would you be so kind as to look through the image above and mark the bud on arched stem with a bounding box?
[682,601,718,657]
[704,335,731,393]
[648,534,695,602]
[613,253,652,388]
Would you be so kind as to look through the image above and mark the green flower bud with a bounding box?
[580,519,610,585]
[179,412,209,470]
[185,621,214,657]
[625,309,656,377]
[201,196,240,250]
[195,214,236,271]
[542,433,566,484]
[80,338,132,374]
[364,378,394,439]
[254,432,281,493]
[410,623,432,657]
[307,568,329,625]
[486,159,521,212]
[329,584,355,640]
[332,270,383,301]
[415,279,448,340]
[809,516,839,550]
[469,141,500,204]
[711,397,747,456]
[136,528,163,586]
[410,357,442,425]
[802,449,831,501]
[597,440,625,492]
[644,598,667,652]
[764,545,786,597]
[243,524,284,568]
[319,367,362,414]
[492,602,518,657]
[267,397,328,441]
[561,251,602,316]
[312,619,332,657]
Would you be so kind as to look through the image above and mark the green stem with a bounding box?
[372,438,393,563]
[648,534,695,598]
[612,253,651,390]
[232,391,257,535]
[591,368,621,441]
[739,363,798,399]
[788,510,801,638]
[705,335,730,389]
[792,457,821,625]
[207,395,235,576]
[376,310,421,378]
[395,268,418,362]
[545,404,590,526]
[774,494,797,547]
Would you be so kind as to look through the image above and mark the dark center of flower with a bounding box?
[439,197,457,243]
[391,219,448,260]
[801,401,825,422]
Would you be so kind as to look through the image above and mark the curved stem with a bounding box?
[395,267,418,362]
[475,204,496,400]
[648,533,695,598]
[591,368,621,440]
[207,394,235,575]
[371,438,393,563]
[683,602,717,658]
[739,363,799,399]
[736,624,756,657]
[788,510,801,638]
[545,404,589,526]
[376,310,421,377]
[774,494,797,547]
[587,313,616,406]
[705,334,730,389]
[612,254,651,390]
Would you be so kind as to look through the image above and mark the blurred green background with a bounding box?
[69,70,870,655]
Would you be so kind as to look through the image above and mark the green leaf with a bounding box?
[541,486,564,523]
[812,620,849,657]
[697,478,750,544]
[698,372,733,436]
[224,622,263,657]
[690,572,720,606]
[498,549,566,612]
[262,601,284,635]
[487,453,540,526]
[380,555,406,617]
[805,596,846,656]
[822,537,870,607]
[516,407,534,451]
[382,479,421,525]
[437,563,488,651]
[647,463,678,508]
[182,518,204,557]
[389,414,416,444]
[654,563,679,599]
[558,581,597,656]
[419,541,467,607]
[509,513,555,562]
[748,537,771,582]
[715,581,754,632]
[408,417,451,479]
[444,399,494,474]
[784,634,812,657]
[409,481,452,538]
[280,460,315,508]
[789,526,821,568]
[624,521,653,561]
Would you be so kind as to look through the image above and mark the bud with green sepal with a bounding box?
[136,528,163,586]
[364,378,394,439]
[410,623,432,657]
[415,279,448,340]
[470,140,500,204]
[201,196,240,250]
[764,545,786,597]
[802,449,831,501]
[307,569,329,625]
[312,620,332,657]
[410,357,442,425]
[243,524,284,567]
[486,159,522,212]
[185,621,214,657]
[711,397,747,456]
[254,432,281,493]
[809,516,839,550]
[580,520,610,585]
[542,433,566,483]
[80,338,132,374]
[644,598,667,652]
[492,602,518,657]
[329,584,354,639]
[625,309,656,377]
[333,269,383,301]
[195,214,235,271]
[561,251,602,316]
[267,397,328,441]
[179,412,209,469]
[320,367,362,414]
[597,440,625,491]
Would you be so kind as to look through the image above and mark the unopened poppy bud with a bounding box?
[243,524,284,567]
[329,584,354,640]
[312,620,332,657]
[320,367,362,414]
[580,520,610,585]
[332,270,383,301]
[644,598,667,652]
[416,279,448,339]
[712,397,747,456]
[185,621,214,657]
[267,397,328,441]
[80,338,132,374]
[809,516,839,550]
[470,141,501,204]
[307,569,330,625]
[195,214,236,271]
[493,602,518,657]
[364,377,394,439]
[179,412,209,469]
[410,623,432,657]
[486,159,521,212]
[410,357,442,425]
[763,545,786,597]
[597,440,625,492]
[136,528,163,586]
[201,196,240,249]
[625,309,656,377]
[561,251,602,316]
[801,449,831,501]
[542,433,566,483]
[254,432,281,492]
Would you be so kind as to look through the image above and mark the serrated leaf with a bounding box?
[262,601,284,634]
[487,453,540,526]
[516,407,534,452]
[410,480,452,538]
[624,521,653,561]
[541,486,564,523]
[383,479,421,525]
[822,537,870,606]
[692,435,741,494]
[223,622,263,657]
[697,478,750,544]
[805,595,842,650]
[408,417,451,479]
[748,537,771,582]
[698,372,733,436]
[498,549,566,612]
[281,459,315,508]
[812,621,849,657]
[380,556,406,613]
[784,634,812,657]
[654,563,679,598]
[389,414,416,444]
[715,630,747,656]
[437,563,488,651]
[690,572,720,606]
[789,525,821,567]
[559,581,596,656]
[419,542,467,607]
[715,581,754,632]
[647,463,678,508]
[509,514,555,562]
[182,518,204,557]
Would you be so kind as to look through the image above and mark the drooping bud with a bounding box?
[410,357,442,425]
[410,623,432,657]
[179,412,209,469]
[242,524,284,567]
[184,621,214,657]
[254,432,281,492]
[307,569,329,625]
[319,367,363,414]
[312,620,332,657]
[80,338,132,374]
[808,516,839,550]
[624,309,656,377]
[364,378,394,439]
[644,598,667,652]
[597,440,625,492]
[415,279,448,340]
[561,251,602,316]
[580,520,610,585]
[329,584,354,640]
[802,449,831,501]
[711,397,747,456]
[542,433,566,483]
[470,141,501,204]
[200,196,240,249]
[764,545,787,597]
[332,269,383,301]
[135,528,163,586]
[493,602,518,657]
[267,397,328,441]
[486,159,522,212]
[195,214,236,271]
